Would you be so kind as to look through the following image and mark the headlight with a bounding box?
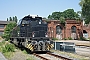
[18,32,20,36]
[32,32,35,37]
[45,32,48,37]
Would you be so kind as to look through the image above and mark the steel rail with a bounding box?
[46,52,72,60]
[33,53,50,60]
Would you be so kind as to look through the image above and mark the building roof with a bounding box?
[0,21,14,24]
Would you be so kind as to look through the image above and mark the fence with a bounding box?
[53,42,75,53]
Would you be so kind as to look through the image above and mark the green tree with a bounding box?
[9,17,12,21]
[59,16,65,26]
[7,18,9,21]
[60,16,65,24]
[48,9,80,20]
[7,16,18,23]
[48,15,53,19]
[13,17,15,21]
[14,16,18,23]
[82,0,90,24]
[79,0,85,8]
[2,22,17,40]
[63,9,79,19]
[48,12,62,20]
[79,0,90,24]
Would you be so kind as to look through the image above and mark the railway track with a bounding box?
[33,52,72,60]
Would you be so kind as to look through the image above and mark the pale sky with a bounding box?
[0,0,81,21]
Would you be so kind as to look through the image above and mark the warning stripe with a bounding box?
[50,44,54,48]
[30,47,33,51]
[47,45,50,50]
[45,44,54,50]
[27,44,34,51]
[47,44,54,50]
[27,44,31,48]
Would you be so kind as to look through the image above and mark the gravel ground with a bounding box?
[51,49,90,60]
[10,50,37,60]
[75,47,90,57]
[54,40,90,59]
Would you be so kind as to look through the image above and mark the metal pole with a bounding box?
[55,41,56,50]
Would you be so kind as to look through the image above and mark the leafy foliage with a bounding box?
[9,17,12,21]
[7,16,18,23]
[2,22,17,40]
[68,37,72,40]
[79,0,85,8]
[63,38,67,40]
[48,9,80,26]
[79,0,90,24]
[22,50,28,54]
[2,44,15,53]
[48,9,80,20]
[63,9,79,19]
[52,38,58,40]
[59,16,65,25]
[79,36,86,40]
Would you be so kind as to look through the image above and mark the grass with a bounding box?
[50,49,90,60]
[26,56,35,60]
[0,46,2,52]
[3,52,14,59]
[22,50,28,54]
[0,40,16,59]
[0,40,6,52]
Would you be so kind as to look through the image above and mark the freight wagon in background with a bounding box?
[10,15,53,52]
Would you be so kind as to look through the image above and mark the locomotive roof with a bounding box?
[22,15,42,20]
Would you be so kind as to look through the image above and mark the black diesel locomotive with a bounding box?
[10,15,53,51]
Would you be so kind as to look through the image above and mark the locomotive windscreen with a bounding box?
[22,20,29,24]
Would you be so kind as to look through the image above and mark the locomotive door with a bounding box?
[21,20,30,37]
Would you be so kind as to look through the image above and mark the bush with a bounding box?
[68,37,72,40]
[79,37,86,40]
[87,37,90,40]
[2,44,15,53]
[52,38,58,40]
[2,22,17,41]
[63,38,67,40]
